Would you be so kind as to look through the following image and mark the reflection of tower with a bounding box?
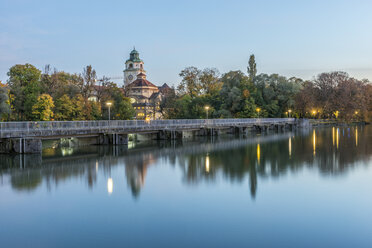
[249,163,257,199]
[124,153,156,198]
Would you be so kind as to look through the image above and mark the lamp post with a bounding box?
[106,102,112,120]
[256,107,261,118]
[288,109,292,118]
[312,110,317,118]
[205,106,210,119]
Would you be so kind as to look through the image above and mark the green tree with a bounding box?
[247,54,257,82]
[7,64,42,120]
[81,65,97,99]
[0,82,10,120]
[219,71,248,117]
[54,94,75,120]
[178,67,202,98]
[32,94,55,121]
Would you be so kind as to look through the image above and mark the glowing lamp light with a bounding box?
[107,178,113,195]
[205,155,210,173]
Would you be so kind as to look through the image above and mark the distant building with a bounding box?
[124,49,171,120]
[123,48,145,87]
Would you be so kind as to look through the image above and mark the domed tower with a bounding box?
[123,48,146,86]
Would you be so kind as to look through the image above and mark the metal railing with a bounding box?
[0,118,295,137]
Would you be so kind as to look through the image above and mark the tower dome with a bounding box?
[123,47,145,86]
[127,48,142,63]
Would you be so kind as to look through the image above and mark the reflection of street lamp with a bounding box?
[256,107,261,118]
[107,178,113,195]
[106,102,112,120]
[205,106,210,119]
[288,109,292,118]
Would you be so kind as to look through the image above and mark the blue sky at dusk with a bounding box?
[1,0,372,86]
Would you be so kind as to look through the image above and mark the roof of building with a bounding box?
[149,92,161,100]
[126,48,143,63]
[158,83,172,93]
[128,73,158,88]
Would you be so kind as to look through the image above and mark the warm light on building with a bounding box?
[107,178,113,194]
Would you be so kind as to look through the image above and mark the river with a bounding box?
[1,126,372,247]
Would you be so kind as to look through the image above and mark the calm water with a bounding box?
[1,126,372,248]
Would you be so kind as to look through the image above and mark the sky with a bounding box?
[1,0,372,87]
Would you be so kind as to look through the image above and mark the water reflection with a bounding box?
[0,126,371,200]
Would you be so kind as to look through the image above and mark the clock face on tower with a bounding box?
[128,75,133,81]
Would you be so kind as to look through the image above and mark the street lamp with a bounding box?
[205,106,210,119]
[312,109,317,118]
[106,102,112,120]
[288,109,292,118]
[256,107,261,118]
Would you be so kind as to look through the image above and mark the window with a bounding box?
[129,64,133,68]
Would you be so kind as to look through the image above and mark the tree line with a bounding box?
[0,64,135,121]
[1,55,371,121]
[162,55,372,121]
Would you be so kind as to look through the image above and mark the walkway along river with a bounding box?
[0,118,309,153]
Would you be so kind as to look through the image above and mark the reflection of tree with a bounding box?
[177,126,372,199]
[11,172,42,191]
[0,126,371,200]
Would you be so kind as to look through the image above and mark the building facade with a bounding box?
[124,49,171,120]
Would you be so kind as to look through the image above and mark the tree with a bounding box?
[32,94,55,121]
[80,65,97,99]
[178,67,202,97]
[7,64,42,120]
[0,82,10,120]
[199,68,222,96]
[219,71,248,117]
[54,94,75,120]
[247,54,257,82]
[106,86,135,120]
